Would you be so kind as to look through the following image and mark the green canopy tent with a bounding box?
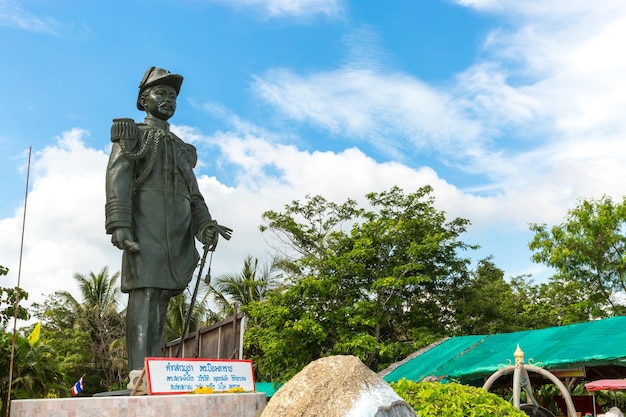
[381,316,626,386]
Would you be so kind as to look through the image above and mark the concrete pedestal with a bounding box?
[9,392,266,417]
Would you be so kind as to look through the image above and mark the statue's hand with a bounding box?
[111,228,140,252]
[198,220,219,250]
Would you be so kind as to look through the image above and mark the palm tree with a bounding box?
[210,255,281,317]
[164,283,221,344]
[56,267,125,390]
[61,266,121,321]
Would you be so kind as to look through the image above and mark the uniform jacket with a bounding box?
[105,116,212,293]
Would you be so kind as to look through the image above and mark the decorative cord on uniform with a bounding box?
[119,129,162,194]
[171,135,179,197]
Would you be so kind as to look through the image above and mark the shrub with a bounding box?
[390,379,528,417]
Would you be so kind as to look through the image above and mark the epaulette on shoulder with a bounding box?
[111,118,139,142]
[183,143,198,168]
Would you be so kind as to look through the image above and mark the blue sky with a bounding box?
[2,0,626,313]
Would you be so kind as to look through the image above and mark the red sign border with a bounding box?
[144,357,255,395]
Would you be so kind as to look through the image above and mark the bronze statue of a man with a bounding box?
[105,67,223,390]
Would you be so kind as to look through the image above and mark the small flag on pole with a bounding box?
[71,375,84,396]
[27,321,41,346]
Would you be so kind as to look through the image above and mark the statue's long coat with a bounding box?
[105,117,211,293]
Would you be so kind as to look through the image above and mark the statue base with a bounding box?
[9,392,266,417]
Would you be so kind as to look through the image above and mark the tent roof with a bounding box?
[382,316,626,385]
[585,379,626,391]
[255,382,282,398]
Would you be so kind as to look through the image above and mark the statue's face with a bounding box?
[141,84,178,120]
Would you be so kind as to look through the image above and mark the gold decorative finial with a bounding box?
[514,344,525,367]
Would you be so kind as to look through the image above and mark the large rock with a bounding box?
[260,355,417,417]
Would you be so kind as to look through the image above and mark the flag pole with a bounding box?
[6,146,32,417]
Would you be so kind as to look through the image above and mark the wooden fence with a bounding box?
[163,310,245,360]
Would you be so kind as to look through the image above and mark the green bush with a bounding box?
[390,379,528,417]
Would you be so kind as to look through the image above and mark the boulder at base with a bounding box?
[260,355,417,417]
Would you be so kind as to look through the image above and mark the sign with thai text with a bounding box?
[145,357,255,395]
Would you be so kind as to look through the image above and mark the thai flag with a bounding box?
[71,376,84,396]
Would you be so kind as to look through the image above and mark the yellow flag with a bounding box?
[27,321,41,346]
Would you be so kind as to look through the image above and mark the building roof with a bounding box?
[381,316,626,385]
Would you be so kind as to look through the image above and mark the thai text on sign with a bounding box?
[145,357,255,394]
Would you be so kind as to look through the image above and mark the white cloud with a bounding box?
[250,1,626,227]
[253,67,483,160]
[457,0,626,136]
[0,129,115,314]
[0,0,60,35]
[454,0,621,18]
[210,0,343,18]
[450,0,626,210]
[1,126,491,317]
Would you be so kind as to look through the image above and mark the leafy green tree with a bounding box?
[246,186,476,381]
[32,293,96,390]
[259,194,361,278]
[9,335,65,398]
[454,260,593,334]
[452,258,525,335]
[453,260,597,334]
[538,279,606,325]
[460,264,609,332]
[507,275,557,329]
[529,195,626,318]
[0,266,30,330]
[0,332,64,416]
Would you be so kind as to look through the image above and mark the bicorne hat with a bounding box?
[137,67,184,111]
